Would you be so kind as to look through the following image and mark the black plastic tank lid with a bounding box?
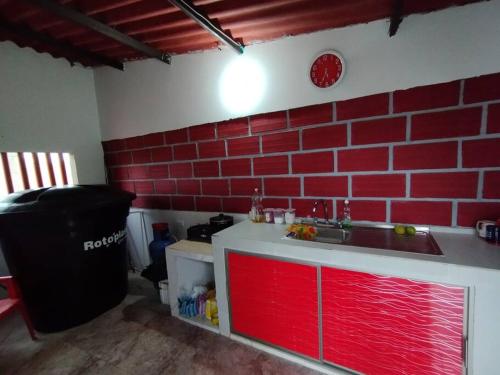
[0,185,136,215]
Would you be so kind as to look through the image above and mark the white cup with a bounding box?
[476,220,495,238]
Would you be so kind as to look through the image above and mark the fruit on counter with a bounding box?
[288,224,318,241]
[394,225,406,235]
[406,226,417,236]
[394,225,417,236]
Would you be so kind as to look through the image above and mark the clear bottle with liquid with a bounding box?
[251,188,264,223]
[341,199,352,228]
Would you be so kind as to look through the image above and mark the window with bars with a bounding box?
[0,152,78,198]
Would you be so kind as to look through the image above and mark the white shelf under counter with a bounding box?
[165,240,219,334]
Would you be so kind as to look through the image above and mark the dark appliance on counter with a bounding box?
[187,213,234,243]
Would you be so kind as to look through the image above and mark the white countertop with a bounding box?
[213,220,500,272]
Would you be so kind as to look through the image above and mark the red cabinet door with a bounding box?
[321,267,465,375]
[227,251,319,359]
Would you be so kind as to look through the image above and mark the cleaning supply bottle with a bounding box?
[251,188,264,223]
[342,199,352,228]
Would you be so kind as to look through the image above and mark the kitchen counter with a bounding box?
[214,220,500,272]
[212,220,500,375]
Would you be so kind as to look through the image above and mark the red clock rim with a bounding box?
[309,50,345,89]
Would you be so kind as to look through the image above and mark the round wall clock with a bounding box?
[309,50,345,88]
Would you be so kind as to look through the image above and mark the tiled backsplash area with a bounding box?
[103,73,500,227]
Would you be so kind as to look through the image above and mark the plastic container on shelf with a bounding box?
[285,208,296,224]
[251,188,264,223]
[263,208,274,223]
[273,209,285,224]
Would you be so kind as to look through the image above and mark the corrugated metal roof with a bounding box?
[0,0,484,67]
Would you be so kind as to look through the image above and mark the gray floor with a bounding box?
[0,274,319,375]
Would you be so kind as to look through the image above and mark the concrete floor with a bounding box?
[0,274,320,375]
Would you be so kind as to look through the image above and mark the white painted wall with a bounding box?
[95,0,500,140]
[0,41,105,184]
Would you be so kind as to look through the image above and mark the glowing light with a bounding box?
[219,56,266,115]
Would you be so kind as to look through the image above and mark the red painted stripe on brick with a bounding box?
[110,167,129,180]
[172,195,195,211]
[391,201,452,226]
[148,165,169,179]
[128,166,149,179]
[289,103,332,127]
[292,198,333,218]
[263,198,289,209]
[393,81,460,113]
[336,93,389,121]
[218,118,248,138]
[336,200,386,222]
[198,140,226,159]
[102,139,126,152]
[338,147,388,172]
[262,130,299,153]
[464,72,500,104]
[223,197,251,213]
[302,124,347,150]
[177,179,201,195]
[113,180,134,193]
[462,138,500,167]
[106,151,132,166]
[488,103,500,134]
[351,117,406,145]
[394,141,457,170]
[173,143,197,160]
[202,179,229,195]
[155,180,176,194]
[150,196,171,209]
[411,107,482,141]
[352,174,405,197]
[458,202,500,227]
[196,196,222,212]
[227,136,259,156]
[230,178,262,196]
[132,149,152,164]
[125,136,143,150]
[135,181,154,194]
[483,171,500,199]
[253,155,288,175]
[45,153,56,185]
[221,158,251,176]
[142,132,164,147]
[411,172,478,198]
[264,177,301,196]
[292,151,334,174]
[169,162,193,178]
[151,146,172,162]
[250,111,287,133]
[193,160,219,177]
[304,176,348,197]
[189,123,216,141]
[164,128,188,144]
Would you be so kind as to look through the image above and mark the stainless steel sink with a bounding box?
[290,223,443,256]
[315,226,349,244]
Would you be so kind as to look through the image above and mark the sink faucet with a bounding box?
[312,200,329,224]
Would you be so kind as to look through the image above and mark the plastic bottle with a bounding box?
[342,199,352,228]
[251,188,264,223]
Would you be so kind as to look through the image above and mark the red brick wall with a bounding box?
[103,73,500,227]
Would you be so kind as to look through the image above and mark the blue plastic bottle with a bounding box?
[149,223,175,262]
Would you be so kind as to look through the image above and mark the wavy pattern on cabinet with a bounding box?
[228,252,319,359]
[321,267,465,375]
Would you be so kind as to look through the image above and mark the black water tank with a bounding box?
[0,185,135,333]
